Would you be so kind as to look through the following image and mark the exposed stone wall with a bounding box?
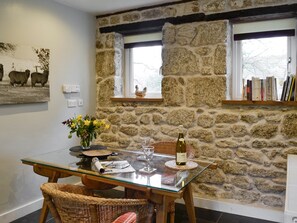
[96,33,124,107]
[97,0,296,29]
[162,21,228,107]
[192,108,297,207]
[95,0,297,211]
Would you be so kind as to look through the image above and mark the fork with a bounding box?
[104,161,114,167]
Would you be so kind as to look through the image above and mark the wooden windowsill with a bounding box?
[111,97,164,102]
[222,100,297,106]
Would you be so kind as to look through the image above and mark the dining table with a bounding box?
[21,145,215,223]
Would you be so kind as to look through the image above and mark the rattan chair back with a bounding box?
[40,183,154,223]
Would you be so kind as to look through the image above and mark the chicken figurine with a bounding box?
[135,85,147,97]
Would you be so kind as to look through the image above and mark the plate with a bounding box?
[82,150,112,157]
[165,160,198,170]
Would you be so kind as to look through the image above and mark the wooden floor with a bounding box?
[11,203,278,223]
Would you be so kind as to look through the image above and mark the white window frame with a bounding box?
[123,32,162,98]
[232,18,297,100]
[124,48,133,97]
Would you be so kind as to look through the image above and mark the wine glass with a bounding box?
[142,137,150,149]
[142,146,156,173]
[137,137,150,160]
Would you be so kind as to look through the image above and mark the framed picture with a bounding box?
[0,42,50,105]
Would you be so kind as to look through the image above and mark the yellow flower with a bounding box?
[93,120,99,126]
[63,114,110,143]
[84,120,91,126]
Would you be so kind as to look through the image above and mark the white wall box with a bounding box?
[284,154,297,223]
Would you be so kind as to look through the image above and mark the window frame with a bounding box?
[231,18,297,100]
[123,32,162,98]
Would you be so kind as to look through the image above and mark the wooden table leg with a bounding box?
[155,196,170,223]
[183,183,196,223]
[33,165,63,223]
[39,171,60,223]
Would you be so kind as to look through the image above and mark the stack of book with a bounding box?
[280,75,296,101]
[243,76,278,101]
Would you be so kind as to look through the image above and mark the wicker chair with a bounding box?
[40,183,154,223]
[151,141,195,223]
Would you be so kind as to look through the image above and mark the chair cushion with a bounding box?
[112,212,136,223]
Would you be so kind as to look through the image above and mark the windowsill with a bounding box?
[222,100,297,106]
[111,96,163,102]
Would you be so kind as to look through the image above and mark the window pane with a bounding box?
[131,46,162,94]
[242,37,288,98]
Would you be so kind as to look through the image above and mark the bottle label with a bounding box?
[176,153,187,163]
[178,138,185,142]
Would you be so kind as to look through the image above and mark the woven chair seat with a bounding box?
[41,183,154,223]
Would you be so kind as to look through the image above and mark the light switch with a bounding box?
[78,99,83,107]
[62,84,72,93]
[71,85,80,93]
[67,99,77,108]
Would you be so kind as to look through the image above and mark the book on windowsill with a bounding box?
[287,76,296,101]
[280,78,288,101]
[260,79,266,101]
[244,76,276,101]
[252,77,261,101]
[281,75,296,101]
[285,75,293,101]
[266,76,272,101]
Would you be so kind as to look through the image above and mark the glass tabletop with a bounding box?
[21,147,212,193]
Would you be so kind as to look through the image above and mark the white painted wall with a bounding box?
[0,0,96,221]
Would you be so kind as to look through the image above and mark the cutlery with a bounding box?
[175,171,189,187]
[120,164,130,169]
[104,161,114,167]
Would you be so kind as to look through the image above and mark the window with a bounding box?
[232,18,297,100]
[124,33,162,98]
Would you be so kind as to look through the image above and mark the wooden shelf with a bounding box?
[111,97,163,102]
[222,100,297,106]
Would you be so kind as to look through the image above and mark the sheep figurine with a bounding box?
[8,69,30,86]
[0,64,3,81]
[135,85,147,97]
[31,70,49,87]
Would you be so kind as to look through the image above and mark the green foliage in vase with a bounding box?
[62,114,110,146]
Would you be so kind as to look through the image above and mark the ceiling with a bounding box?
[52,0,180,16]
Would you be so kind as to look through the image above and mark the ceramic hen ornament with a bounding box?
[135,85,147,97]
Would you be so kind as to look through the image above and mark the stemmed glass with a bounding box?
[137,137,150,160]
[140,145,156,173]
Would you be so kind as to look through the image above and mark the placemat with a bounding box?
[69,144,107,152]
[82,150,112,157]
[165,160,198,170]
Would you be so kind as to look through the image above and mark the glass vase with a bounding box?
[80,134,93,150]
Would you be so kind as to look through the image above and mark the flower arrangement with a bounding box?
[62,114,110,149]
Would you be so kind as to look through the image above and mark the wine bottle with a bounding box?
[176,126,187,165]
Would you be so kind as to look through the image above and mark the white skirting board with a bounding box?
[176,197,284,223]
[0,198,44,223]
[1,193,284,223]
